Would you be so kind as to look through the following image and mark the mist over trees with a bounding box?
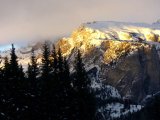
[0,43,96,120]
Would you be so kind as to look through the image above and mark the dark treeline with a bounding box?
[0,42,96,120]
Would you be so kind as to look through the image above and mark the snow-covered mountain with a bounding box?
[1,20,160,94]
[1,21,160,66]
[57,20,160,103]
[81,21,160,43]
[1,21,160,97]
[1,20,160,119]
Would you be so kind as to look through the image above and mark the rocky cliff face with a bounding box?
[105,46,160,102]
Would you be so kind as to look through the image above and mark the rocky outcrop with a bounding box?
[104,45,160,102]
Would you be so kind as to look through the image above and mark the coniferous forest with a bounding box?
[0,42,96,120]
[1,43,160,120]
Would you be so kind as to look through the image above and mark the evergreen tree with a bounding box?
[50,44,58,72]
[27,49,38,81]
[63,58,71,88]
[9,44,19,79]
[0,67,3,81]
[26,56,40,120]
[51,48,65,119]
[61,57,73,119]
[5,44,25,120]
[19,64,25,80]
[27,63,32,80]
[40,42,53,120]
[74,50,91,90]
[41,42,51,80]
[0,58,5,118]
[57,48,63,78]
[3,56,10,79]
[73,49,96,120]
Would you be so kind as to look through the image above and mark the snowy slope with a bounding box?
[88,67,143,120]
[92,77,143,120]
[83,21,160,42]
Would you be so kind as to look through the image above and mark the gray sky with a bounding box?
[0,0,160,48]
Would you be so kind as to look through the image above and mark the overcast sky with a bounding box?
[0,0,160,48]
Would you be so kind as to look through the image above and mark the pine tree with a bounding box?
[63,58,71,88]
[26,50,40,120]
[74,50,90,90]
[0,63,5,119]
[26,49,40,120]
[18,64,25,80]
[27,49,38,81]
[0,67,3,81]
[27,63,32,80]
[73,49,96,120]
[50,44,58,70]
[57,48,63,77]
[41,41,51,80]
[6,44,25,120]
[3,56,10,79]
[52,47,65,119]
[40,42,52,120]
[61,57,73,119]
[9,44,19,79]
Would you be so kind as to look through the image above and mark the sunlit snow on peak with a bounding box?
[82,21,160,42]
